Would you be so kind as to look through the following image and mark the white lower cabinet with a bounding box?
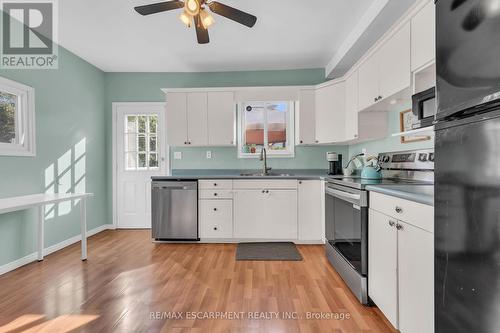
[199,200,233,238]
[297,180,323,241]
[368,192,434,333]
[398,220,434,333]
[233,188,298,239]
[368,209,399,327]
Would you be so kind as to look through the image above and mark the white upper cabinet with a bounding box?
[379,23,411,101]
[344,71,359,141]
[186,92,208,146]
[166,92,188,146]
[411,1,436,71]
[358,52,380,111]
[207,91,235,146]
[358,23,411,111]
[315,81,346,144]
[296,89,316,145]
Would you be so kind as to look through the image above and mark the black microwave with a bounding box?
[412,87,436,129]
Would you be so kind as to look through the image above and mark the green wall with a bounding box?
[0,47,107,266]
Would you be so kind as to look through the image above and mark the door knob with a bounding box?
[395,206,403,214]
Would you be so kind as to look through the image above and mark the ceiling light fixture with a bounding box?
[199,8,215,28]
[185,0,200,16]
[179,10,192,27]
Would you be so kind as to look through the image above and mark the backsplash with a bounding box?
[170,145,348,170]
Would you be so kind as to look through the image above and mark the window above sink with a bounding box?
[237,101,295,159]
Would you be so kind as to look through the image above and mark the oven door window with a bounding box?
[326,193,365,274]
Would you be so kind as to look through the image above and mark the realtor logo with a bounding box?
[1,0,58,69]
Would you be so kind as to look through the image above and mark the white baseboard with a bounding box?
[0,224,114,276]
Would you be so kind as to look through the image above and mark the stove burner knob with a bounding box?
[429,153,435,162]
[418,153,427,162]
[383,156,390,163]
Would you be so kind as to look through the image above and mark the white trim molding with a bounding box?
[0,76,36,157]
[0,224,113,276]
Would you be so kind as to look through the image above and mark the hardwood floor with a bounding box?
[0,230,396,333]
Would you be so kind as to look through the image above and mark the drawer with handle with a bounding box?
[199,200,233,238]
[369,191,433,233]
[199,180,233,190]
[199,189,233,199]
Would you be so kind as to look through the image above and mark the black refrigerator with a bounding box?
[435,1,500,332]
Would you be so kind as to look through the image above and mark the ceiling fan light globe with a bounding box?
[185,0,200,15]
[200,9,215,28]
[179,10,192,27]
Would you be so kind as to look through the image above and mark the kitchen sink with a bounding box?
[239,172,294,177]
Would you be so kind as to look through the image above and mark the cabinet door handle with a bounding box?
[213,208,217,211]
[213,227,218,231]
[213,193,218,196]
[213,183,217,187]
[298,181,302,185]
[396,223,403,231]
[388,220,396,227]
[395,206,403,214]
[374,97,378,102]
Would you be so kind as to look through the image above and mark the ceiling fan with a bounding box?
[134,0,257,44]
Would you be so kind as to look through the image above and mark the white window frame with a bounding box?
[0,76,36,157]
[237,101,295,159]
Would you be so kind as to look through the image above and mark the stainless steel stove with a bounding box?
[324,149,434,304]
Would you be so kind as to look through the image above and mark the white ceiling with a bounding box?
[59,0,416,73]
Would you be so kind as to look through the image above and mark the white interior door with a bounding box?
[114,103,167,229]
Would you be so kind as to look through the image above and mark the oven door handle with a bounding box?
[325,187,361,202]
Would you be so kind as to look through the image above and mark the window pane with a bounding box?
[149,135,157,152]
[126,153,137,170]
[0,92,17,144]
[138,116,147,133]
[149,153,158,168]
[138,153,147,168]
[267,102,287,151]
[242,103,264,154]
[149,116,157,134]
[125,133,137,152]
[126,116,137,133]
[138,135,146,151]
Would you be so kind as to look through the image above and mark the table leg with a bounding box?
[37,205,44,261]
[80,198,87,261]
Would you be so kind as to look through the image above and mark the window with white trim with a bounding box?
[0,76,35,157]
[124,114,159,170]
[238,101,295,158]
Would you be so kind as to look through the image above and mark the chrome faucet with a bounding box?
[260,148,272,175]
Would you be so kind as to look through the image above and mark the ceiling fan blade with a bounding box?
[194,14,210,44]
[134,0,184,16]
[208,1,257,28]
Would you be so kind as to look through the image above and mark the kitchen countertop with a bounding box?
[365,184,434,206]
[152,169,333,180]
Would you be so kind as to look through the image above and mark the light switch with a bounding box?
[174,151,182,160]
[206,151,212,159]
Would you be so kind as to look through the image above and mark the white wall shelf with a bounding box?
[391,125,434,137]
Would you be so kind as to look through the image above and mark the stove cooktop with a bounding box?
[326,176,432,190]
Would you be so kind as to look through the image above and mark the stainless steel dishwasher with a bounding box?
[151,180,199,241]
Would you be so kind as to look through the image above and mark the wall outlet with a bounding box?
[174,151,182,160]
[206,151,212,159]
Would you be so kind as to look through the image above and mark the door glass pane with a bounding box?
[138,135,146,152]
[266,102,287,151]
[149,115,157,134]
[149,153,158,168]
[242,103,264,154]
[138,116,147,133]
[126,152,137,170]
[149,135,157,152]
[0,91,17,144]
[126,116,137,133]
[126,133,137,152]
[138,153,147,168]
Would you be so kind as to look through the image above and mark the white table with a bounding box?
[0,193,93,261]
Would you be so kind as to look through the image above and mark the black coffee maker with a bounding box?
[327,152,343,175]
